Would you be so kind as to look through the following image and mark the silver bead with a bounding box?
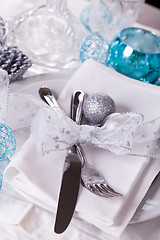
[83,93,115,124]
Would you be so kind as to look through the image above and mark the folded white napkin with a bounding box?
[5,59,160,237]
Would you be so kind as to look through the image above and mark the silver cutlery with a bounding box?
[39,86,121,201]
[39,87,82,234]
[71,90,122,197]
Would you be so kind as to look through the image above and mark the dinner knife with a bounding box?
[39,87,82,234]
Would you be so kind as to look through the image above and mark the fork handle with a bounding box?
[76,144,86,169]
[71,90,85,124]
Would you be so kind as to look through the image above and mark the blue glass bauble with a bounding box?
[80,34,109,65]
[107,27,160,84]
[0,123,16,161]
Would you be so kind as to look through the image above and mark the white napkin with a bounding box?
[4,59,160,237]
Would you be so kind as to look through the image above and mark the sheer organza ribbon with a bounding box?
[30,105,160,159]
[4,79,160,160]
[31,106,143,155]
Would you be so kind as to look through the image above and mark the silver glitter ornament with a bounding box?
[83,93,116,124]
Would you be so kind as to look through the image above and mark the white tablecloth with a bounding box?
[0,1,160,240]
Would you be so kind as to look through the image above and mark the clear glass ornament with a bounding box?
[80,0,145,42]
[7,0,86,74]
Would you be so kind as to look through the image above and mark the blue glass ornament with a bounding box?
[80,34,109,64]
[0,123,16,162]
[107,27,160,84]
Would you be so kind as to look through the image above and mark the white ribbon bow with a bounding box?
[5,90,160,159]
[31,106,145,156]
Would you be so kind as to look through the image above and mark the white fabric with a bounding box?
[4,60,160,237]
[1,205,160,240]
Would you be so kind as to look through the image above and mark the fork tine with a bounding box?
[83,179,122,197]
[93,183,116,197]
[88,184,102,195]
[101,184,122,196]
[82,179,122,197]
[106,185,122,196]
[95,184,115,197]
[81,182,111,197]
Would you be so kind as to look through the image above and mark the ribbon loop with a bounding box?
[6,90,160,159]
[31,105,146,156]
[89,112,144,155]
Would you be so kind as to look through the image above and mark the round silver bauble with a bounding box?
[83,93,116,124]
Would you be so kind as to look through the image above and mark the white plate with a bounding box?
[9,71,74,94]
[10,73,160,224]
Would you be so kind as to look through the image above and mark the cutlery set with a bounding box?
[71,90,121,198]
[39,87,122,234]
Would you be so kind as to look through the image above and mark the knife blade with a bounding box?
[54,146,81,233]
[38,87,82,234]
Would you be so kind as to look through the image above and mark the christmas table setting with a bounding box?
[0,0,160,240]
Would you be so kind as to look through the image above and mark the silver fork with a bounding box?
[71,90,122,197]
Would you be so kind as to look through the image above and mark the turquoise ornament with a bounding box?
[80,34,109,65]
[0,123,16,162]
[107,27,160,84]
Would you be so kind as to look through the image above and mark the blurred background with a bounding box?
[145,0,160,9]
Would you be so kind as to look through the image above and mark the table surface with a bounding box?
[0,1,160,240]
